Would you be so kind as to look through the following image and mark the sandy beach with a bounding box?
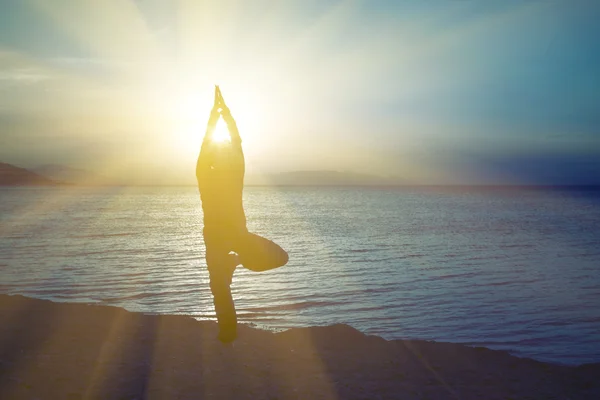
[0,294,597,399]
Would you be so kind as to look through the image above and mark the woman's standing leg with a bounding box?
[204,231,238,343]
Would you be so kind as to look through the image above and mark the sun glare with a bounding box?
[212,118,231,144]
[169,84,266,161]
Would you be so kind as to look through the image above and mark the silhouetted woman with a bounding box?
[197,86,288,343]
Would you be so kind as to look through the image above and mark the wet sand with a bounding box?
[1,294,598,399]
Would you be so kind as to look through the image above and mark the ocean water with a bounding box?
[1,186,599,365]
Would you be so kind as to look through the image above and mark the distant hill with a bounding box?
[246,170,401,186]
[1,163,401,187]
[31,164,109,185]
[0,162,57,186]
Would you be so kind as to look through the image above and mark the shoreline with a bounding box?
[1,294,598,399]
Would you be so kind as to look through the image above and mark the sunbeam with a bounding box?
[2,1,600,398]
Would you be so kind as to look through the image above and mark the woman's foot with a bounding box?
[218,328,237,344]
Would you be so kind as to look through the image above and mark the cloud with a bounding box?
[0,49,52,84]
[0,67,49,84]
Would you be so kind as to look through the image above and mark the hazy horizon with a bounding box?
[1,1,599,185]
[4,160,600,187]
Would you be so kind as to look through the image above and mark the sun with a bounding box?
[212,118,231,144]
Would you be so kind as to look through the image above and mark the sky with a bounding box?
[0,0,599,184]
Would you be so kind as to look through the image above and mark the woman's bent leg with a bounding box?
[233,232,289,272]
